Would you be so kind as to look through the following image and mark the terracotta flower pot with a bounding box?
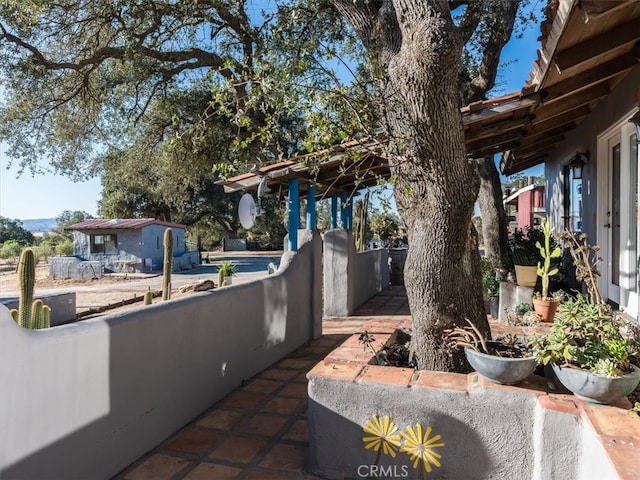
[514,265,537,287]
[532,297,559,322]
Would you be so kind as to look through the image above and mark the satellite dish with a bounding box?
[238,176,268,229]
[239,193,257,229]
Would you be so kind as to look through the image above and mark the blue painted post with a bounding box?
[330,195,338,229]
[306,184,316,231]
[347,197,354,231]
[340,192,349,230]
[288,178,300,251]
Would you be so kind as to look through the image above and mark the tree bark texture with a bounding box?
[477,155,511,264]
[332,0,490,371]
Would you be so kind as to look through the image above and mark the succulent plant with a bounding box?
[535,217,561,299]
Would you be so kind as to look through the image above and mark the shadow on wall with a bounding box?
[0,234,320,480]
[308,400,492,480]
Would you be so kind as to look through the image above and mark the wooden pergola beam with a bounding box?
[554,18,640,72]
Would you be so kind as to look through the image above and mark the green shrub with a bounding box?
[55,240,74,256]
[0,240,22,261]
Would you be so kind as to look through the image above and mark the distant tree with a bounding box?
[243,196,288,249]
[34,242,54,262]
[42,210,94,246]
[56,210,94,228]
[0,216,34,245]
[0,240,22,263]
[370,210,400,247]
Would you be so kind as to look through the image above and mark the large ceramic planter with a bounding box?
[514,265,537,287]
[464,342,537,385]
[552,364,640,404]
[532,298,559,322]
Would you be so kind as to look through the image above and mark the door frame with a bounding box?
[596,109,638,316]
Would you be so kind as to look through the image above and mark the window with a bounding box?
[562,165,583,231]
[91,234,118,254]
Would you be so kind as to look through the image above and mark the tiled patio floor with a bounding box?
[113,286,410,480]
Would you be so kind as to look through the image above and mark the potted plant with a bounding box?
[510,226,540,287]
[446,320,537,385]
[481,257,501,318]
[217,260,237,286]
[532,218,562,322]
[530,231,640,404]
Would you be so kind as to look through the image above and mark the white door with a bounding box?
[598,120,638,318]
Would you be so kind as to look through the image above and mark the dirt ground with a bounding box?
[0,253,279,319]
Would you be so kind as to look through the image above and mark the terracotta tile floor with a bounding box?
[114,286,409,480]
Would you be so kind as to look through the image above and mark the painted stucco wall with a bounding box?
[1,292,76,326]
[0,233,321,480]
[140,224,187,268]
[307,373,623,480]
[323,229,390,317]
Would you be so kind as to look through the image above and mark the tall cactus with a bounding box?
[162,228,173,301]
[13,248,52,329]
[144,290,154,305]
[354,192,369,251]
[17,248,35,328]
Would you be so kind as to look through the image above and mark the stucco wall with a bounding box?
[140,225,187,268]
[0,233,321,480]
[1,292,76,326]
[323,229,390,317]
[307,373,623,480]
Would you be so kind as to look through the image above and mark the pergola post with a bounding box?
[288,178,299,251]
[340,192,353,231]
[330,195,338,229]
[306,183,316,231]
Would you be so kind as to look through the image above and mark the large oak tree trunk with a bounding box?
[477,155,511,263]
[333,1,489,371]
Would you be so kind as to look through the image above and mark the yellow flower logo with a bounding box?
[400,423,445,473]
[362,415,402,458]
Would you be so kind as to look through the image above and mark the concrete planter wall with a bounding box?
[308,321,632,480]
[323,229,389,317]
[1,292,77,326]
[0,232,322,480]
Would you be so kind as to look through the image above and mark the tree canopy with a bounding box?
[0,1,372,247]
[0,216,34,245]
[1,0,534,370]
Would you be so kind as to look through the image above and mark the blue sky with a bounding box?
[0,4,543,220]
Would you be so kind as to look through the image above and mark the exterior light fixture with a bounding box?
[629,107,640,143]
[569,151,589,180]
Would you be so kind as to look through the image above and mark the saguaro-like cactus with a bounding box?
[17,248,36,328]
[162,228,173,301]
[144,290,154,305]
[13,248,52,329]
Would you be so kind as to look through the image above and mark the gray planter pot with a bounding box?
[551,364,640,404]
[464,342,537,385]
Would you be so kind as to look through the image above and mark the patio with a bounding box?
[113,287,409,480]
[113,285,640,480]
